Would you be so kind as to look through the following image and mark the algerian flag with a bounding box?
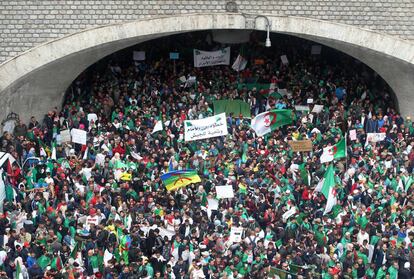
[83,146,88,160]
[323,187,337,215]
[299,163,310,186]
[51,142,57,160]
[232,54,248,72]
[152,120,163,134]
[40,147,47,157]
[320,137,346,163]
[51,255,62,271]
[282,206,297,222]
[251,109,294,137]
[15,260,23,279]
[321,164,336,199]
[315,165,336,198]
[0,169,5,212]
[404,175,413,192]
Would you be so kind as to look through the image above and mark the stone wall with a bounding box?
[0,0,413,63]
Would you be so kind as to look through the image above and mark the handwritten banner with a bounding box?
[216,185,235,199]
[184,113,228,141]
[71,128,87,145]
[60,129,71,143]
[230,227,244,243]
[366,133,386,143]
[288,140,313,152]
[193,47,231,67]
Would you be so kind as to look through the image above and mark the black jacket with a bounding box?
[398,268,412,279]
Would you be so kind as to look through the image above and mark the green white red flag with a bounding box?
[251,109,294,137]
[320,137,346,163]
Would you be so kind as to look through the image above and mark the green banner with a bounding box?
[213,99,251,118]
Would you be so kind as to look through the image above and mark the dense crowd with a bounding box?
[1,37,414,279]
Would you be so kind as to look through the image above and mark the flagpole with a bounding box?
[345,133,348,172]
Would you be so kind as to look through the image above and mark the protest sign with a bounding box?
[349,129,357,141]
[312,104,324,113]
[169,52,179,60]
[216,185,235,199]
[71,128,87,145]
[184,113,228,141]
[133,51,146,61]
[307,98,314,104]
[60,130,71,143]
[311,45,322,55]
[294,105,310,112]
[280,55,289,65]
[254,59,265,65]
[230,227,244,243]
[288,140,313,152]
[365,133,386,147]
[207,198,219,210]
[193,47,231,67]
[87,113,98,124]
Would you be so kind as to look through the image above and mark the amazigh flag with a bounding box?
[238,182,247,194]
[161,170,201,191]
[320,137,346,163]
[232,54,248,72]
[251,109,294,137]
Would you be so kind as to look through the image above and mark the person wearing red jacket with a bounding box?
[112,142,126,156]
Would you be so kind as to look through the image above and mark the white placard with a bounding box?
[230,227,244,243]
[312,104,323,113]
[216,185,235,199]
[133,51,146,61]
[311,45,322,55]
[349,129,357,141]
[307,98,314,104]
[87,113,98,124]
[184,113,228,142]
[194,47,231,67]
[71,128,87,145]
[60,129,71,143]
[280,55,289,65]
[207,198,219,210]
[366,133,386,144]
[294,105,310,111]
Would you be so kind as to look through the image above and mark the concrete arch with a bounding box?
[1,13,414,122]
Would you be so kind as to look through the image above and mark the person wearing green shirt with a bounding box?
[387,262,398,279]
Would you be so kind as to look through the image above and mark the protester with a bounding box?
[0,34,414,279]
